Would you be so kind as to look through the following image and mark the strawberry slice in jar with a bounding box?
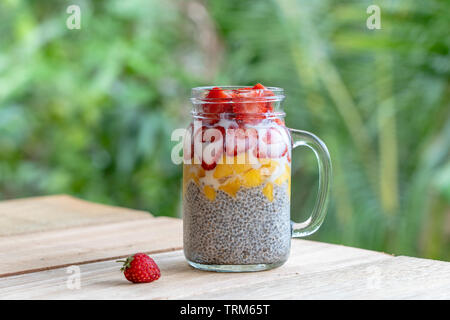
[224,125,258,157]
[256,127,288,159]
[193,125,225,170]
[232,83,275,125]
[201,87,232,125]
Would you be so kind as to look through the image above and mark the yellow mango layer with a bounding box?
[213,164,234,179]
[241,169,262,188]
[183,164,204,186]
[233,163,253,174]
[185,159,291,200]
[203,185,216,201]
[219,178,241,197]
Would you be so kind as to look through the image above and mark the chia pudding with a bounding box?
[182,84,331,271]
[183,181,291,265]
[183,84,293,270]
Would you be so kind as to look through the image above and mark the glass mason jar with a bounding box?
[182,85,331,272]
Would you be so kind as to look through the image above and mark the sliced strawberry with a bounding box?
[224,125,244,156]
[206,87,229,99]
[232,88,266,113]
[245,127,258,153]
[253,83,275,114]
[224,126,258,156]
[193,125,225,170]
[261,127,284,144]
[257,141,288,158]
[256,127,288,158]
[201,160,217,171]
[201,87,232,125]
[232,84,276,124]
[201,137,223,170]
[252,83,266,90]
[224,124,239,157]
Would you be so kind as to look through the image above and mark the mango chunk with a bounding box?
[242,169,262,188]
[197,167,206,178]
[213,164,234,179]
[203,185,216,201]
[219,178,241,197]
[183,164,204,185]
[262,183,274,202]
[233,163,253,174]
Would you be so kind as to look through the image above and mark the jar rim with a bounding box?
[191,86,285,104]
[191,111,286,119]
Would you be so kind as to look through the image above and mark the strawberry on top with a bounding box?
[188,83,288,170]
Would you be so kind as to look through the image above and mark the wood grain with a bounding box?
[188,256,450,300]
[0,240,412,300]
[2,240,448,299]
[0,195,151,236]
[0,195,449,300]
[0,217,183,278]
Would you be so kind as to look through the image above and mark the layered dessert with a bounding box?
[183,84,292,267]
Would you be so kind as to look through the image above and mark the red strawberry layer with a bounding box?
[193,125,225,170]
[255,127,288,158]
[201,87,232,125]
[232,84,275,125]
[185,83,288,169]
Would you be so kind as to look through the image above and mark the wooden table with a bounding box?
[0,195,449,300]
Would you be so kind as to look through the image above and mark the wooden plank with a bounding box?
[188,256,450,300]
[0,240,415,300]
[1,195,448,299]
[0,195,151,236]
[0,217,183,278]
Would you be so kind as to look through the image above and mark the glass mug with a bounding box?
[182,85,331,272]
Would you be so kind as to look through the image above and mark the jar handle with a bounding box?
[288,129,332,237]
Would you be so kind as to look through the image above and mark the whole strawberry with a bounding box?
[118,253,161,283]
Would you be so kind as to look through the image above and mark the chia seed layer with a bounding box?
[183,181,291,265]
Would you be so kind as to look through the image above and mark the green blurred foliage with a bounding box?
[0,0,448,260]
